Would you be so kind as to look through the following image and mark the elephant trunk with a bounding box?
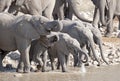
[48,20,63,32]
[88,37,101,66]
[69,0,92,23]
[99,39,109,65]
[78,50,89,63]
[99,0,107,26]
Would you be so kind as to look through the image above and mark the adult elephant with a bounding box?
[0,13,62,73]
[48,32,88,72]
[61,19,109,66]
[92,0,120,37]
[11,0,56,19]
[53,0,92,23]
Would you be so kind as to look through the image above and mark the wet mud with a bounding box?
[0,65,120,81]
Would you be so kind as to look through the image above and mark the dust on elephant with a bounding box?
[48,32,88,72]
[0,13,63,73]
[60,19,108,66]
[29,34,59,72]
[53,0,92,23]
[9,0,56,19]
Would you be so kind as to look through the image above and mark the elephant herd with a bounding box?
[0,0,119,73]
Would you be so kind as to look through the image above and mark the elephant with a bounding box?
[48,32,88,72]
[91,0,120,37]
[9,0,56,19]
[60,19,109,66]
[53,0,92,23]
[0,13,63,73]
[0,0,13,12]
[29,34,59,72]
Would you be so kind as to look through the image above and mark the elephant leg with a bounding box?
[16,59,24,73]
[67,3,73,20]
[0,54,4,71]
[105,8,114,37]
[16,39,31,73]
[73,51,79,67]
[49,54,55,70]
[92,7,100,28]
[56,59,60,70]
[58,53,67,72]
[117,16,120,30]
[58,3,65,20]
[44,0,55,20]
[41,50,47,72]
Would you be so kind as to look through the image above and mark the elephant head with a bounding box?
[15,15,63,40]
[39,33,59,48]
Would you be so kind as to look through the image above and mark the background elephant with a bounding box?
[48,32,88,72]
[9,0,56,20]
[60,19,108,66]
[92,0,120,37]
[0,13,62,73]
[53,0,92,23]
[29,34,59,72]
[0,0,13,12]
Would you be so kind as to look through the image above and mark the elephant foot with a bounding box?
[24,66,30,73]
[62,68,67,72]
[16,68,24,73]
[62,69,67,72]
[104,32,112,37]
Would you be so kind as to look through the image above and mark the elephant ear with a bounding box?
[15,19,40,41]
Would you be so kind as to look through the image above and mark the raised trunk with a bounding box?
[99,0,106,26]
[69,0,92,23]
[48,20,63,32]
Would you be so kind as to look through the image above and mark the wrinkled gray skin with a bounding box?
[29,34,59,72]
[61,19,108,66]
[9,0,56,19]
[0,13,63,73]
[92,0,120,37]
[53,0,92,23]
[48,32,88,72]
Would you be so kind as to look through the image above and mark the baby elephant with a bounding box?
[48,32,88,72]
[29,34,59,72]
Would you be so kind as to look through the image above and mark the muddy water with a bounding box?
[0,65,120,81]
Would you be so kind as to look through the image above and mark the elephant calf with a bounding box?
[61,19,108,66]
[29,34,59,72]
[48,32,88,72]
[0,13,63,73]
